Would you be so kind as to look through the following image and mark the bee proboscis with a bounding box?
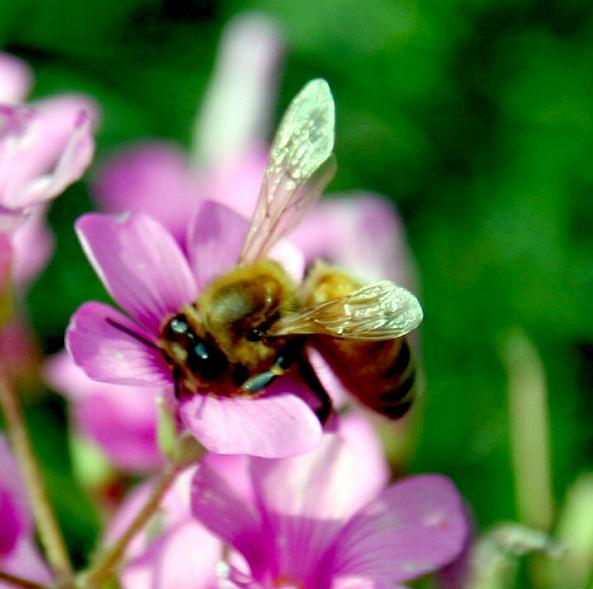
[158,79,423,421]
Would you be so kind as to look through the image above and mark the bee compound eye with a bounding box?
[169,315,189,334]
[187,337,228,381]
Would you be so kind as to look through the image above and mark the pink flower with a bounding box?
[44,351,165,472]
[0,52,96,282]
[190,415,467,588]
[0,52,96,231]
[66,203,323,458]
[0,436,51,587]
[0,102,95,230]
[0,53,32,105]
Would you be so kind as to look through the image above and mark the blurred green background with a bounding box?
[1,0,592,575]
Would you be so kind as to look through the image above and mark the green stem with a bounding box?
[0,570,47,589]
[81,463,181,589]
[0,368,73,579]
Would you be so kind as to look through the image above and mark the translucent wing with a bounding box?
[239,79,335,264]
[269,281,423,340]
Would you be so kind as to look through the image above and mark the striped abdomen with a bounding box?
[311,335,416,419]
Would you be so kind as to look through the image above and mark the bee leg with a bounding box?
[241,368,283,395]
[240,340,303,395]
[297,359,333,425]
[173,367,183,400]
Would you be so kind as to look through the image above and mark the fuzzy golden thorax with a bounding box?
[193,260,298,367]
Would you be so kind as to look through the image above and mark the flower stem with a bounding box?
[81,463,181,589]
[0,368,73,579]
[0,570,47,589]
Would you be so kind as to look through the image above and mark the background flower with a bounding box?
[191,415,467,588]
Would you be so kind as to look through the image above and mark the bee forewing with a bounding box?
[270,280,424,340]
[240,79,336,264]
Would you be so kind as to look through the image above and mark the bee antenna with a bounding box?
[104,317,159,350]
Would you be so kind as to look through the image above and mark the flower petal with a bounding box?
[191,461,266,575]
[248,418,388,584]
[75,213,198,332]
[292,193,414,286]
[0,538,52,586]
[45,351,164,472]
[10,207,53,288]
[179,380,322,458]
[0,437,31,545]
[186,200,248,290]
[16,108,95,207]
[0,53,31,103]
[0,488,20,556]
[329,475,468,583]
[154,521,221,589]
[93,142,202,244]
[192,14,281,166]
[204,148,266,219]
[0,98,97,211]
[66,301,171,386]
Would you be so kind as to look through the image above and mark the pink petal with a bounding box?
[186,200,248,290]
[268,239,305,284]
[204,148,266,219]
[0,538,52,587]
[17,109,95,207]
[0,53,31,103]
[292,193,415,287]
[153,521,221,589]
[0,98,97,211]
[0,437,31,542]
[248,420,388,584]
[0,207,27,232]
[93,142,202,244]
[329,475,468,583]
[179,381,322,458]
[0,488,20,555]
[66,301,171,386]
[10,206,53,288]
[46,351,164,472]
[193,14,281,166]
[191,461,266,575]
[75,213,198,332]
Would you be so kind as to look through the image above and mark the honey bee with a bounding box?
[159,79,423,421]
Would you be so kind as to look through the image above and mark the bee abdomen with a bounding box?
[313,336,417,420]
[377,368,416,419]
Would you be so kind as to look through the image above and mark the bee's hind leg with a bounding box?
[297,358,333,425]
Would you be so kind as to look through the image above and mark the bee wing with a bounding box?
[239,79,336,265]
[269,280,424,340]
